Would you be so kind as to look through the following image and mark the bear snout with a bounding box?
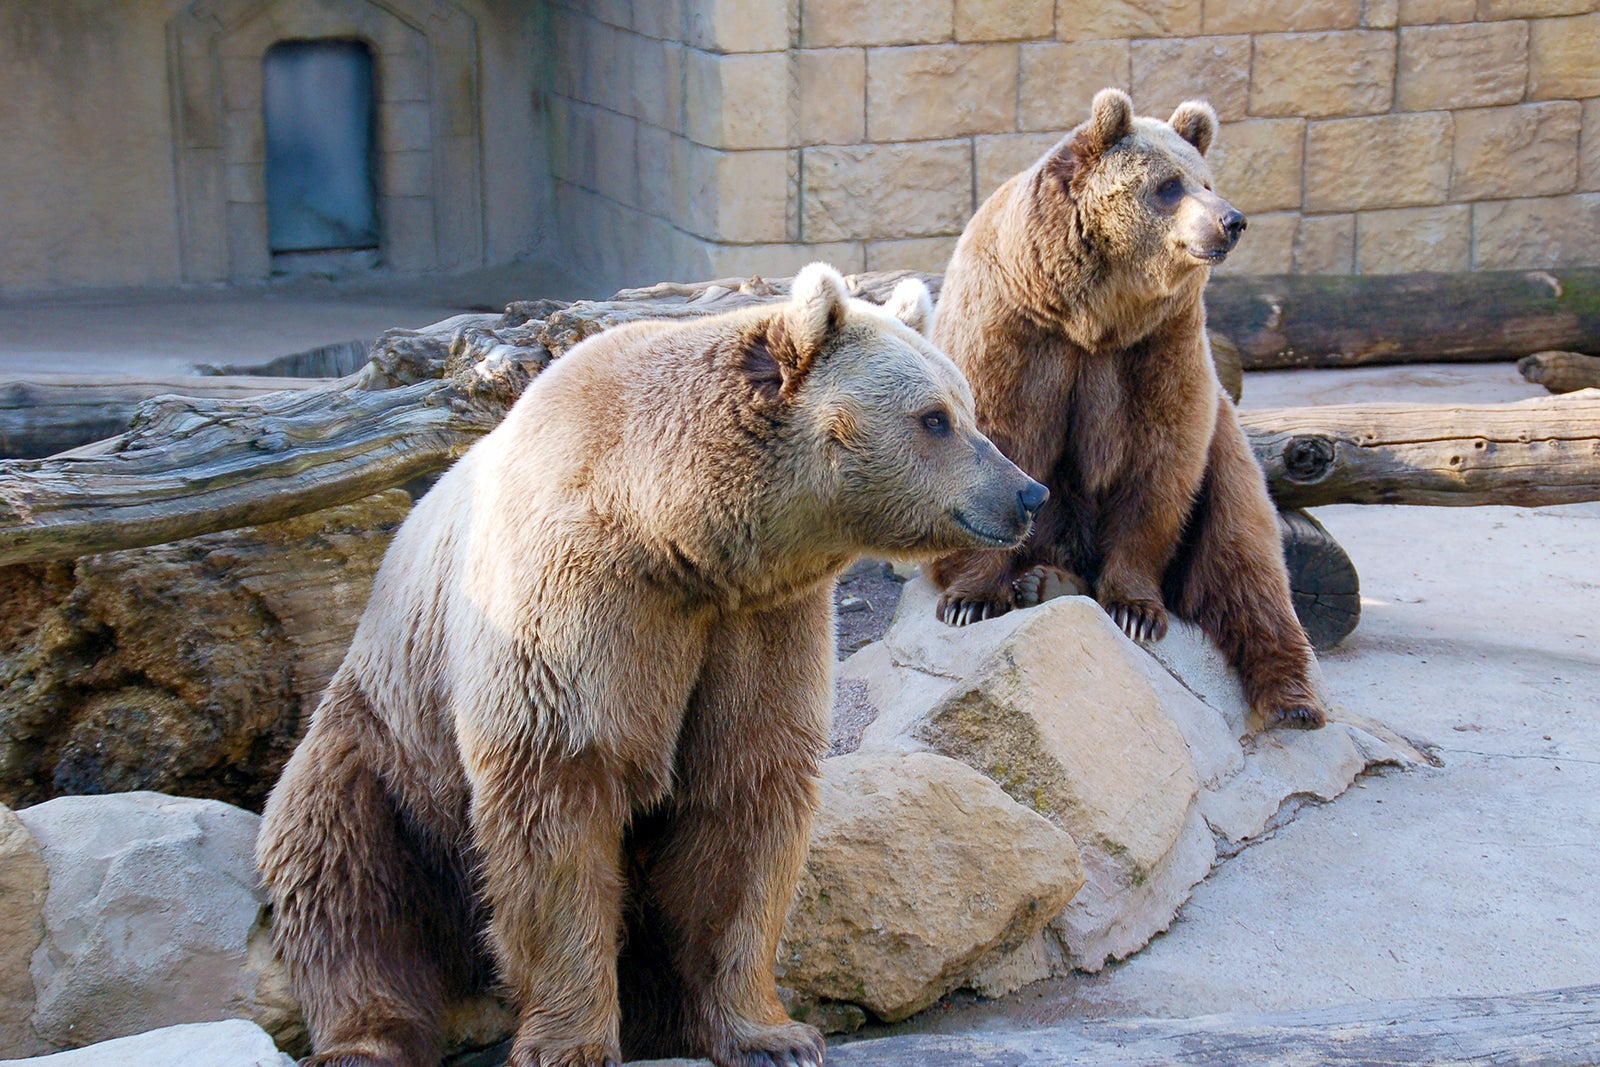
[1219,208,1247,249]
[1018,479,1048,520]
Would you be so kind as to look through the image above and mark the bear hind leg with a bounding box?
[258,704,459,1067]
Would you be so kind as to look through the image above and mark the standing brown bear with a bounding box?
[257,264,1046,1067]
[931,88,1326,731]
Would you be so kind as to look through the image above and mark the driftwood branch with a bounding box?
[1242,391,1600,508]
[1208,267,1600,370]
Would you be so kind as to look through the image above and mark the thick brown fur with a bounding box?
[929,89,1326,731]
[257,265,1043,1067]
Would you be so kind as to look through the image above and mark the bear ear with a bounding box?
[881,277,935,337]
[1169,100,1217,156]
[756,262,851,396]
[1073,88,1134,162]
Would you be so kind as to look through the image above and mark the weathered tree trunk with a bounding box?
[1241,391,1600,509]
[1520,349,1600,394]
[0,373,322,459]
[1208,268,1600,369]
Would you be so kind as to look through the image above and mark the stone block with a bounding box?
[435,54,478,137]
[1209,118,1305,213]
[864,235,961,272]
[956,0,1053,40]
[798,49,866,145]
[1018,39,1131,132]
[776,751,1084,1024]
[1356,204,1470,273]
[632,0,684,41]
[1294,213,1355,273]
[802,141,972,240]
[1453,101,1581,200]
[224,162,263,205]
[386,149,431,202]
[1203,0,1361,33]
[1397,0,1475,20]
[1396,22,1527,112]
[801,0,953,46]
[636,125,676,218]
[225,201,268,281]
[1472,193,1600,269]
[975,132,1062,201]
[1130,35,1251,122]
[432,137,482,269]
[628,38,684,131]
[1212,211,1297,274]
[867,44,1019,141]
[380,100,432,155]
[219,57,261,113]
[1479,0,1596,15]
[1529,13,1600,100]
[1251,31,1397,118]
[222,113,263,165]
[687,49,791,149]
[674,142,793,242]
[1582,99,1600,193]
[1304,112,1452,211]
[382,195,439,271]
[378,51,429,104]
[1056,0,1202,41]
[686,0,793,52]
[704,239,867,278]
[0,805,48,1058]
[1362,0,1399,27]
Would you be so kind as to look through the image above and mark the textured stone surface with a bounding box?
[1304,112,1452,211]
[685,50,789,150]
[867,44,1019,141]
[1203,0,1362,33]
[1479,0,1598,16]
[1249,31,1397,118]
[1453,102,1582,200]
[863,236,960,272]
[0,806,48,1058]
[684,0,792,53]
[1018,40,1132,132]
[955,0,1052,40]
[1130,35,1252,121]
[800,0,953,47]
[1213,212,1298,274]
[1472,193,1600,269]
[1356,204,1471,273]
[1210,118,1305,213]
[0,1020,294,1067]
[15,793,301,1050]
[1056,0,1202,41]
[672,141,792,242]
[1396,21,1528,112]
[1362,0,1399,28]
[975,132,1061,200]
[0,492,408,813]
[1529,12,1600,99]
[777,751,1084,1023]
[1397,0,1476,20]
[1583,99,1600,193]
[797,49,866,146]
[1293,213,1355,273]
[802,141,971,241]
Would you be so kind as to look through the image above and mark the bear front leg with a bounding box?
[469,751,631,1067]
[931,547,1024,625]
[1095,480,1187,644]
[646,594,831,1067]
[1169,398,1326,729]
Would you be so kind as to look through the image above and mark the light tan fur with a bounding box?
[930,89,1326,730]
[257,264,1044,1067]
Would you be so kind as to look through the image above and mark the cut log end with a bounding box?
[1279,508,1360,651]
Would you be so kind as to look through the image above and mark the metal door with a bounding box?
[263,39,379,253]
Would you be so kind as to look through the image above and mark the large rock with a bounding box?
[0,491,408,812]
[12,793,301,1052]
[0,1019,293,1067]
[838,575,1417,981]
[0,804,48,1058]
[777,751,1083,1023]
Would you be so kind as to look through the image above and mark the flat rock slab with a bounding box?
[0,1019,293,1067]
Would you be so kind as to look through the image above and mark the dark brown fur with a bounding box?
[930,90,1326,730]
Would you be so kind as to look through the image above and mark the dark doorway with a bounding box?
[263,39,379,254]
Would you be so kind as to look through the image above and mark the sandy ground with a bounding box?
[845,360,1600,1041]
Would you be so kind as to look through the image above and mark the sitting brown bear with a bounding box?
[257,264,1046,1067]
[931,89,1326,730]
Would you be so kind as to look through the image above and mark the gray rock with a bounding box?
[0,805,48,1058]
[0,1019,293,1067]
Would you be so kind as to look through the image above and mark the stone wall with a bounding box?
[547,0,1600,290]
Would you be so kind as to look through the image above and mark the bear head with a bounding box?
[760,263,1047,557]
[1036,88,1245,292]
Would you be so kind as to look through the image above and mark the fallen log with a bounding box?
[1208,268,1600,369]
[1242,390,1600,509]
[1278,508,1359,650]
[0,373,323,459]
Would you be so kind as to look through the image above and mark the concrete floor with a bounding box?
[850,361,1600,1040]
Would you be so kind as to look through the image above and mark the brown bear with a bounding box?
[929,88,1326,731]
[256,263,1047,1067]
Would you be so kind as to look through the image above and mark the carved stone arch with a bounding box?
[168,0,483,282]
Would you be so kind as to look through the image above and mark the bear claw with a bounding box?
[1107,600,1168,644]
[1265,703,1326,730]
[936,594,1007,627]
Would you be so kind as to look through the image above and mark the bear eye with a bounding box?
[1156,177,1184,203]
[920,409,952,437]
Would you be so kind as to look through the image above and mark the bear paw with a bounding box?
[1105,598,1168,644]
[936,592,1010,627]
[299,1056,403,1067]
[508,1039,621,1067]
[711,1021,826,1067]
[1262,702,1327,731]
[1012,564,1087,607]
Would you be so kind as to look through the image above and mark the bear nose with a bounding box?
[1221,209,1247,243]
[1018,480,1048,517]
